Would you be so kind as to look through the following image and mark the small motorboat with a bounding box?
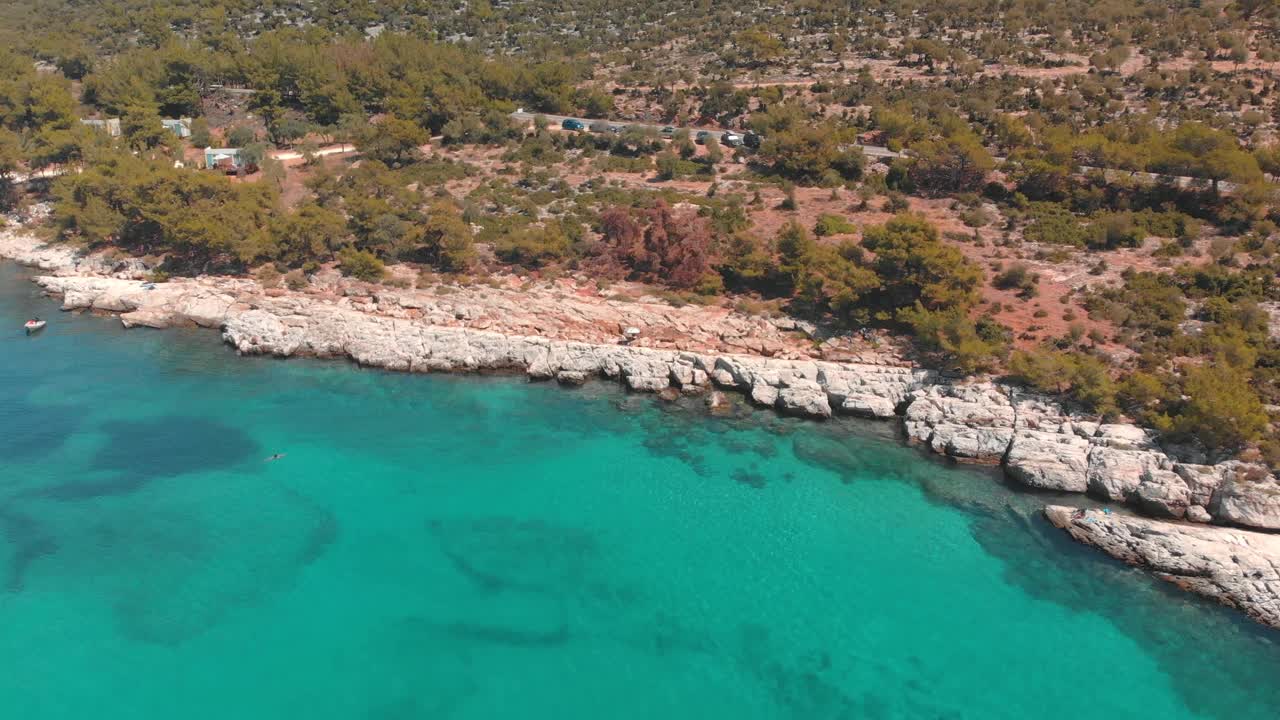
[24,319,46,335]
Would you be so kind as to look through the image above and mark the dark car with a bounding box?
[743,131,762,149]
[561,118,586,131]
[660,126,676,138]
[695,130,711,145]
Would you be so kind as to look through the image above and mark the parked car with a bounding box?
[721,131,743,147]
[743,131,762,149]
[695,130,711,145]
[660,126,676,138]
[607,124,625,134]
[562,118,586,131]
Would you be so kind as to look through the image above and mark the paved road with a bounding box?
[269,144,356,162]
[509,111,904,160]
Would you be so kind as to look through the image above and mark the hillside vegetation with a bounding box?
[0,0,1276,463]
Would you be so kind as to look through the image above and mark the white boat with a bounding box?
[24,319,46,334]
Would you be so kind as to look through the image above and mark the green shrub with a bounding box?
[959,206,993,228]
[1008,348,1116,415]
[992,263,1037,297]
[814,214,857,237]
[883,192,910,213]
[284,269,308,291]
[494,223,573,269]
[899,305,1008,374]
[1172,365,1268,451]
[1022,202,1087,246]
[338,246,386,281]
[1088,212,1145,250]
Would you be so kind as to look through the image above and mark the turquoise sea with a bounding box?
[0,262,1277,719]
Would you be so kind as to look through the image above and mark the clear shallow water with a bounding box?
[0,263,1277,720]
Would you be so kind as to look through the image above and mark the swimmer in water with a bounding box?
[265,453,286,462]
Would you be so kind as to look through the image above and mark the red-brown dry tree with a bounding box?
[596,201,714,289]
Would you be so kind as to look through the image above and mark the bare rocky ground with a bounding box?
[4,225,1280,629]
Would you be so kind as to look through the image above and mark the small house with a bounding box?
[162,118,193,138]
[80,118,121,137]
[204,147,244,173]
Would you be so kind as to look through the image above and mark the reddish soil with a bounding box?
[261,134,1227,356]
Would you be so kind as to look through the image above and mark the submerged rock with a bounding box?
[705,390,731,414]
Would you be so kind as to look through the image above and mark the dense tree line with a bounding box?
[3,0,1275,77]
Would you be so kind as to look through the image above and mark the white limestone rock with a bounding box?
[556,370,587,386]
[1085,446,1166,502]
[1133,470,1191,519]
[223,309,304,356]
[938,426,1014,461]
[1094,423,1154,449]
[1186,505,1212,523]
[177,294,234,328]
[1004,431,1090,492]
[120,308,174,329]
[838,394,898,419]
[1210,467,1280,531]
[775,380,832,419]
[749,381,779,408]
[1172,463,1224,509]
[1045,505,1280,629]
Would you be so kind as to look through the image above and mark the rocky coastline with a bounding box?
[4,227,1279,629]
[1045,507,1280,629]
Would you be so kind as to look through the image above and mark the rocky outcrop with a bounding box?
[34,274,915,423]
[1044,506,1280,629]
[776,380,832,419]
[1211,466,1280,531]
[1005,431,1091,492]
[0,229,151,279]
[29,271,1280,534]
[895,384,1280,533]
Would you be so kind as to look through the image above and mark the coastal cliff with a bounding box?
[5,228,1280,628]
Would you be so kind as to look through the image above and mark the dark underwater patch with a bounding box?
[0,393,82,460]
[966,504,1280,717]
[429,516,599,595]
[90,416,259,481]
[731,467,768,489]
[107,494,336,646]
[0,507,58,592]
